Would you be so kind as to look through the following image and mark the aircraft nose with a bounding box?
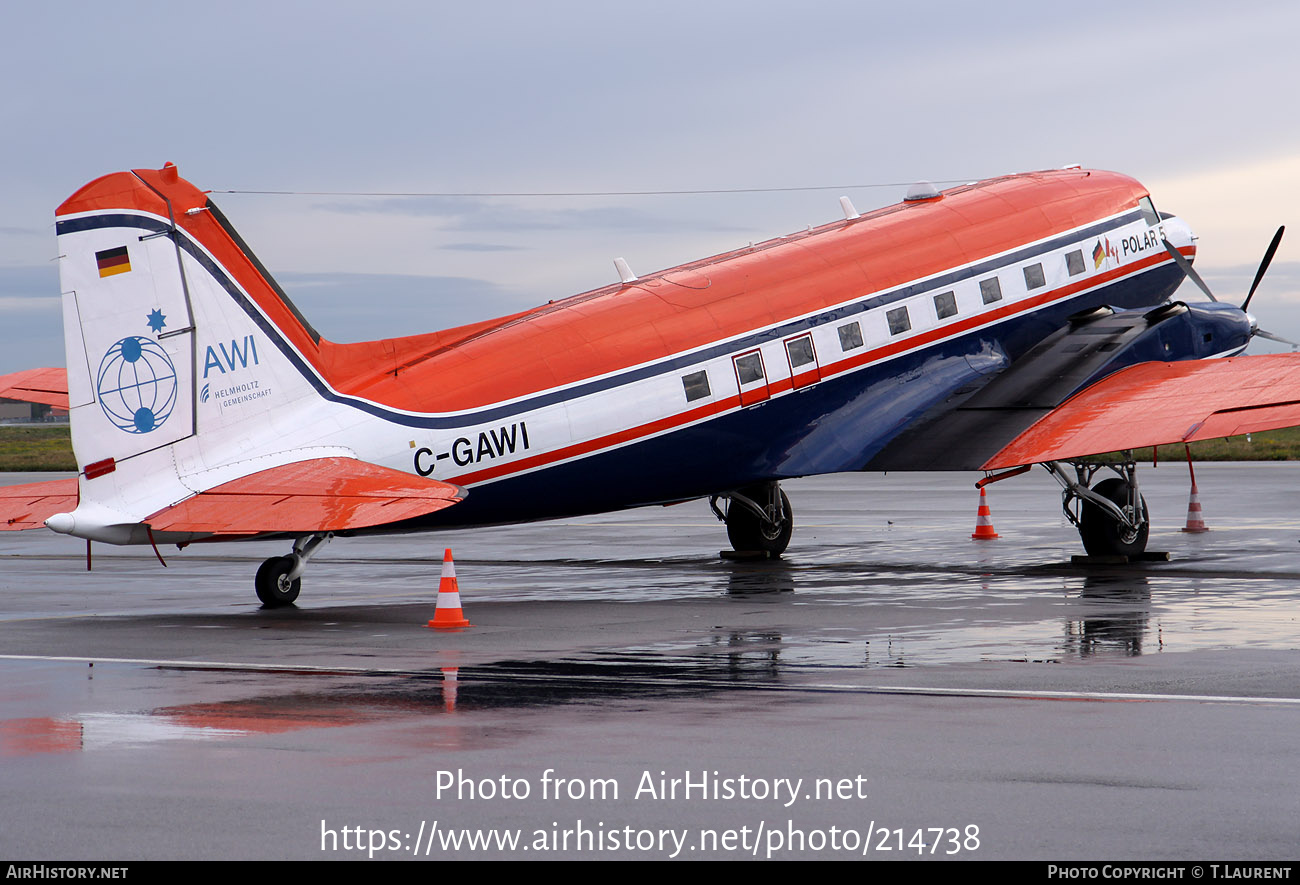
[1160,214,1197,260]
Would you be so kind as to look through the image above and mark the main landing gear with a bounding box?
[255,533,332,607]
[1044,460,1149,557]
[711,481,793,555]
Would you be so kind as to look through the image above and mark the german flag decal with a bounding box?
[96,246,131,278]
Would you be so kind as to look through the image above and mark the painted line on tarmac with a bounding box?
[2,653,1299,706]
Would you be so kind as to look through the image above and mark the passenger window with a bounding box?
[1023,263,1045,289]
[786,336,815,369]
[1065,250,1085,276]
[980,277,1002,304]
[838,322,864,351]
[682,370,710,402]
[933,291,957,319]
[887,306,911,335]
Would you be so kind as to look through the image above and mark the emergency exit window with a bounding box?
[735,353,764,385]
[786,335,815,368]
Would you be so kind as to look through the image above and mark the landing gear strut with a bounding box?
[1045,460,1149,557]
[255,533,332,607]
[710,481,793,555]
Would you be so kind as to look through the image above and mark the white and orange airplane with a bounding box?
[2,162,1298,606]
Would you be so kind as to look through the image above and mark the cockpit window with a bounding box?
[1138,196,1159,227]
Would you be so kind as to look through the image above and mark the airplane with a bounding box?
[3,161,1300,607]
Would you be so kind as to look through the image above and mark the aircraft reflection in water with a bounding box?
[2,162,1298,608]
[1067,575,1152,657]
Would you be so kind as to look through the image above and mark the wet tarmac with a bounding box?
[2,464,1299,860]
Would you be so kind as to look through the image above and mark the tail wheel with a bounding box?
[726,486,793,555]
[255,555,301,607]
[1080,477,1148,557]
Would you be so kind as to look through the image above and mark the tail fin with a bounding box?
[53,163,333,541]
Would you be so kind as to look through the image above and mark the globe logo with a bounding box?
[96,336,179,434]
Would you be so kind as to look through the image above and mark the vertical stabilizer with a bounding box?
[51,163,329,541]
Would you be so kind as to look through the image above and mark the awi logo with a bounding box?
[96,337,178,434]
[203,335,260,378]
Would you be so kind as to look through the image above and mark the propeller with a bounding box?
[1255,328,1297,347]
[1162,225,1297,350]
[1161,237,1217,302]
[1241,225,1285,312]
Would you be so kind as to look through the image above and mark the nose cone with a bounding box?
[1160,214,1197,260]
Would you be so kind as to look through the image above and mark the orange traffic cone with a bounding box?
[1181,444,1208,533]
[427,548,471,628]
[1181,480,1209,533]
[971,487,999,539]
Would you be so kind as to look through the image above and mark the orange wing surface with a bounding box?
[0,478,79,530]
[145,457,463,534]
[0,368,69,409]
[983,354,1300,470]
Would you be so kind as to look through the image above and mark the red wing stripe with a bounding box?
[982,355,1300,469]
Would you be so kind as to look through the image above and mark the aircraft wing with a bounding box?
[145,457,463,534]
[0,368,70,409]
[982,354,1300,470]
[0,478,79,530]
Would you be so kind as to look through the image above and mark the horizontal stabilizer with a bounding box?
[0,368,70,409]
[145,457,463,534]
[984,354,1300,469]
[0,478,79,530]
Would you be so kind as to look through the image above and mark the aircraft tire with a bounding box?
[1079,478,1148,557]
[255,555,301,607]
[726,487,793,555]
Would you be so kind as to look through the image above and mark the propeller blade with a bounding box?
[1162,239,1217,302]
[1254,328,1300,351]
[1241,225,1285,312]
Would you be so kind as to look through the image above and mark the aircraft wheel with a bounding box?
[1080,478,1148,557]
[726,487,793,555]
[255,555,301,607]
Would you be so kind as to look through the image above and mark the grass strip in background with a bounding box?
[0,425,77,471]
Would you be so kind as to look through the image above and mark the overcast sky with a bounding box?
[3,0,1299,373]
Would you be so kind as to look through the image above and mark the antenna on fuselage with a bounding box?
[839,196,859,220]
[614,257,638,284]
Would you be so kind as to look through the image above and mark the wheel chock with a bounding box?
[719,549,779,561]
